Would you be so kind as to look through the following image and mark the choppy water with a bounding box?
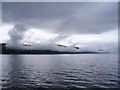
[1,54,118,89]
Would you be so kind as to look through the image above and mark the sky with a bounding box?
[1,2,118,52]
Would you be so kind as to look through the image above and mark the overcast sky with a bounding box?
[2,2,118,34]
[1,2,118,52]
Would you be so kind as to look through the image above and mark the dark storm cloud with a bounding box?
[2,2,118,34]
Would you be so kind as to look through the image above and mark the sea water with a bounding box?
[1,54,118,89]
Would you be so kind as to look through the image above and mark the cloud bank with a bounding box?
[1,2,118,52]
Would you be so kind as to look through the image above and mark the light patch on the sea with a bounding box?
[24,28,59,43]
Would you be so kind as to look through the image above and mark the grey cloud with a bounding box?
[7,24,28,47]
[2,2,118,34]
[0,2,2,25]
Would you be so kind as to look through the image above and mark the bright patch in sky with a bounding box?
[23,28,59,44]
[0,24,14,43]
[100,29,118,43]
[56,34,102,46]
[56,30,118,47]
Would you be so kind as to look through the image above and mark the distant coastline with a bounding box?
[0,43,108,54]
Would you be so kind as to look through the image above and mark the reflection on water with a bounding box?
[1,54,118,89]
[0,55,2,90]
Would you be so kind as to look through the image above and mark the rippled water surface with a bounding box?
[1,54,118,89]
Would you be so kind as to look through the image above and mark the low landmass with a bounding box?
[0,43,108,54]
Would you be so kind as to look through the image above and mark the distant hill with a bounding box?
[0,43,108,54]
